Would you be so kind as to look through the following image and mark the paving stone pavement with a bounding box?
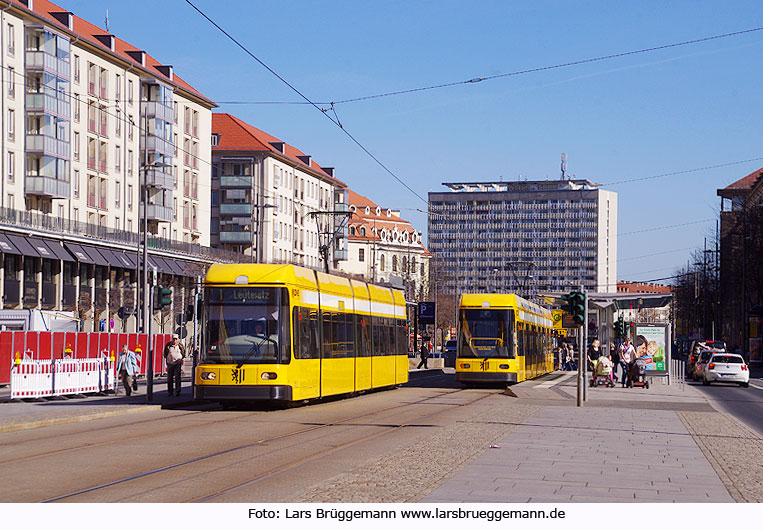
[423,405,734,503]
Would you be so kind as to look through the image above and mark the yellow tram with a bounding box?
[194,264,409,403]
[455,293,554,384]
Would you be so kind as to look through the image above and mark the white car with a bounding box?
[702,353,750,387]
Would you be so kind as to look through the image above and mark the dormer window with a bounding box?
[350,226,356,236]
[360,227,366,236]
[386,209,391,217]
[211,133,220,147]
[365,206,370,215]
[349,205,356,212]
[375,206,381,216]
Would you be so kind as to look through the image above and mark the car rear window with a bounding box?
[711,356,743,364]
[700,352,714,362]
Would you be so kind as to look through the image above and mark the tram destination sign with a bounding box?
[207,286,277,304]
[418,301,435,325]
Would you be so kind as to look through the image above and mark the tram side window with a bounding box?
[337,312,355,358]
[396,318,407,354]
[356,315,371,357]
[322,311,335,358]
[388,317,397,355]
[293,307,319,359]
[372,316,390,356]
[517,323,524,356]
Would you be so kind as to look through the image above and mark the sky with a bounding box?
[61,0,763,285]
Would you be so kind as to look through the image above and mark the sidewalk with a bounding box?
[0,373,198,433]
[422,372,762,502]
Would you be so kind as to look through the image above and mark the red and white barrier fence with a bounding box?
[10,357,115,399]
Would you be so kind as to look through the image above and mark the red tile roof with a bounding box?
[347,189,428,254]
[13,0,215,107]
[723,167,763,190]
[212,113,345,186]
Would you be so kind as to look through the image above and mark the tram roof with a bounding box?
[205,263,320,290]
[459,293,552,319]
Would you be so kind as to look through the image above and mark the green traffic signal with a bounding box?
[570,291,585,326]
[154,286,172,310]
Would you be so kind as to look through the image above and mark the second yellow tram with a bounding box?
[456,293,554,384]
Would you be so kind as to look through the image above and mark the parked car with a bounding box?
[444,339,457,368]
[693,350,719,382]
[702,353,749,387]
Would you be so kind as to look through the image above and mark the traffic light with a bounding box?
[614,315,625,339]
[561,291,585,326]
[570,291,585,326]
[154,286,172,310]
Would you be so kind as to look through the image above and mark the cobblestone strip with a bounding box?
[677,411,763,502]
[294,402,543,503]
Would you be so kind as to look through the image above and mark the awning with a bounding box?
[28,237,64,261]
[0,234,20,255]
[82,246,109,267]
[6,234,39,257]
[64,242,94,264]
[161,257,186,276]
[41,240,75,262]
[97,248,128,269]
[112,251,136,269]
[152,256,175,275]
[119,251,138,269]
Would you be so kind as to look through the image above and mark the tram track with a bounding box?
[38,386,490,502]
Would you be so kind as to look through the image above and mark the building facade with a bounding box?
[428,179,617,295]
[338,189,430,299]
[0,0,223,335]
[211,113,348,270]
[717,167,763,360]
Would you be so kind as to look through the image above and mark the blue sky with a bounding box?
[64,0,763,284]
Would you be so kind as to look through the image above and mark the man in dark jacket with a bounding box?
[417,343,430,369]
[163,334,186,396]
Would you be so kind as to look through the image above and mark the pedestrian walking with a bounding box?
[610,342,620,378]
[619,337,635,387]
[163,334,186,396]
[565,344,577,371]
[116,344,138,397]
[587,339,601,380]
[417,343,430,369]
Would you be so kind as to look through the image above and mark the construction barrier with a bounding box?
[1,331,172,385]
[10,357,115,399]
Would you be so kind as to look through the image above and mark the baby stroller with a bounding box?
[590,358,615,388]
[627,358,650,389]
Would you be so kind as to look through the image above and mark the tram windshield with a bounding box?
[203,286,290,365]
[459,308,514,358]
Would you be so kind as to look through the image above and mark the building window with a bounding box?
[115,109,121,137]
[7,66,13,98]
[380,255,385,272]
[115,73,121,102]
[7,151,13,182]
[392,255,398,272]
[115,181,120,207]
[7,109,13,140]
[73,54,80,83]
[6,24,14,56]
[359,248,365,262]
[128,114,134,140]
[173,102,178,124]
[128,80,133,104]
[72,208,78,223]
[7,193,13,209]
[211,133,219,147]
[211,191,219,207]
[127,151,133,175]
[73,170,79,198]
[127,185,133,210]
[115,146,121,172]
[73,132,79,160]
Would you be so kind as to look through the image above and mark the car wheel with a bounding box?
[702,378,709,386]
[741,382,749,388]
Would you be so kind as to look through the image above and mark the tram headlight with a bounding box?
[261,372,278,380]
[499,364,510,370]
[200,372,216,380]
[461,363,470,369]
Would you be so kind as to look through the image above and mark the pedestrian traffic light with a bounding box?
[154,286,172,310]
[561,292,575,314]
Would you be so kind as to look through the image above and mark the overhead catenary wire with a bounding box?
[183,0,428,205]
[213,26,763,106]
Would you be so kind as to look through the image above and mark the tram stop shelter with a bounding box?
[538,291,675,381]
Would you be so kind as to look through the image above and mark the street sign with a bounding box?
[418,302,435,325]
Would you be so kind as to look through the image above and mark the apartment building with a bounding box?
[338,189,430,299]
[211,113,348,270]
[0,0,223,334]
[428,179,617,295]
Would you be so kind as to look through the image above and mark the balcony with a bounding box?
[220,175,252,188]
[144,167,173,190]
[141,135,174,157]
[26,91,69,117]
[219,203,252,216]
[25,134,69,158]
[219,231,252,243]
[141,101,173,122]
[25,175,70,198]
[146,203,173,222]
[25,50,70,78]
